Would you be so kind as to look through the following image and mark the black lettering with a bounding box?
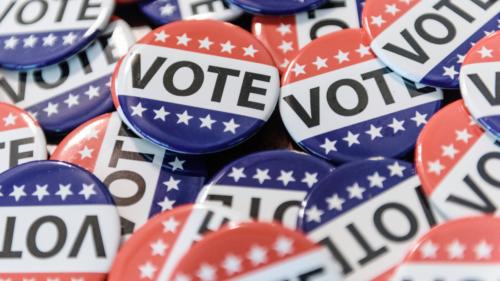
[446,175,496,213]
[191,0,228,14]
[16,0,47,25]
[77,0,101,20]
[347,223,387,265]
[120,217,135,236]
[9,137,35,167]
[327,79,368,116]
[477,152,500,186]
[471,0,497,10]
[468,73,500,106]
[69,216,106,258]
[0,217,22,258]
[403,78,438,98]
[55,0,69,22]
[249,197,261,219]
[0,73,27,102]
[361,67,394,105]
[163,61,204,96]
[96,33,119,65]
[197,210,230,236]
[206,194,233,207]
[108,140,154,168]
[238,72,269,110]
[273,201,301,223]
[283,87,320,128]
[77,50,93,74]
[319,237,352,274]
[383,30,430,64]
[434,0,475,23]
[103,170,146,206]
[374,203,418,242]
[27,216,67,258]
[0,1,15,23]
[131,54,166,89]
[310,19,348,40]
[299,267,325,281]
[207,66,240,102]
[415,13,456,45]
[34,63,69,89]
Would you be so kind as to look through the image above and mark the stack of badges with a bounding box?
[280,28,443,162]
[0,102,46,173]
[0,160,120,280]
[51,112,207,238]
[196,150,334,228]
[252,0,365,72]
[298,158,435,280]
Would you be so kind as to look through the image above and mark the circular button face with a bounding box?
[280,28,443,163]
[0,102,47,173]
[461,30,500,139]
[415,100,500,220]
[108,204,245,281]
[0,160,120,280]
[391,216,500,280]
[113,20,280,154]
[196,150,334,228]
[362,0,500,88]
[51,112,207,239]
[252,0,365,72]
[0,19,136,134]
[226,0,327,15]
[0,0,115,70]
[171,222,343,281]
[140,0,243,26]
[298,158,435,281]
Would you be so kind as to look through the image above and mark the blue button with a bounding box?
[227,0,327,15]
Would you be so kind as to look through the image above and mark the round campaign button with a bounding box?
[461,30,500,139]
[391,216,500,280]
[0,102,47,173]
[196,150,334,228]
[0,19,136,134]
[298,158,436,281]
[140,0,243,26]
[0,0,115,70]
[108,204,245,281]
[280,28,443,163]
[252,0,365,72]
[112,20,280,154]
[51,112,207,238]
[415,100,500,221]
[0,160,120,280]
[226,0,327,15]
[363,0,500,88]
[171,222,343,281]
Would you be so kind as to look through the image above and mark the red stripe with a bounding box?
[0,273,106,281]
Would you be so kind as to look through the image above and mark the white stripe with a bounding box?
[392,263,500,281]
[461,61,500,119]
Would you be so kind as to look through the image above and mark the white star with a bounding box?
[457,53,466,64]
[55,184,72,200]
[253,168,271,184]
[176,33,191,46]
[365,124,383,140]
[197,264,216,281]
[343,131,360,147]
[301,172,318,188]
[199,114,216,129]
[485,30,495,36]
[456,128,472,143]
[139,262,157,279]
[278,40,293,53]
[154,31,169,42]
[162,217,179,233]
[169,157,185,171]
[388,118,405,133]
[477,46,493,58]
[222,254,242,275]
[23,35,38,48]
[356,44,371,57]
[223,118,240,134]
[312,56,328,70]
[292,62,306,76]
[163,176,180,191]
[153,106,169,121]
[9,185,26,202]
[428,160,445,175]
[247,245,267,266]
[420,240,438,259]
[3,113,17,126]
[228,167,246,182]
[367,172,386,188]
[274,236,293,256]
[276,23,292,36]
[64,94,79,108]
[220,40,235,53]
[198,37,213,50]
[474,240,493,260]
[87,128,99,140]
[411,111,428,127]
[43,102,59,117]
[84,85,100,100]
[78,146,93,159]
[326,193,345,211]
[280,59,290,69]
[150,239,168,256]
[62,32,77,45]
[176,110,193,125]
[32,184,49,201]
[160,3,176,16]
[158,196,175,211]
[447,240,465,259]
[347,182,366,199]
[387,161,406,177]
[371,15,386,27]
[442,144,459,159]
[334,49,350,63]
[442,65,458,79]
[385,4,400,15]
[320,138,337,154]
[305,205,324,223]
[79,183,96,200]
[277,170,295,186]
[243,45,258,57]
[4,36,19,49]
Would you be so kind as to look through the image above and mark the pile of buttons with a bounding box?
[0,0,499,280]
